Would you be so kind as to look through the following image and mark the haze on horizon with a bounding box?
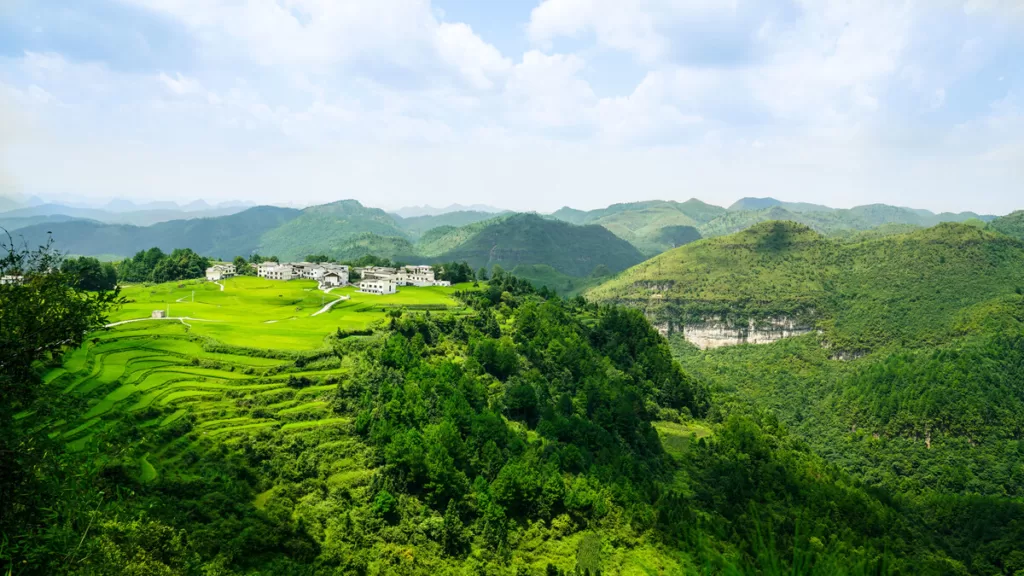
[1,0,1022,215]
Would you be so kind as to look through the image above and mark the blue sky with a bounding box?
[1,0,1021,213]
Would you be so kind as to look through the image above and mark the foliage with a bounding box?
[61,256,117,291]
[988,210,1024,241]
[118,247,210,283]
[433,261,476,283]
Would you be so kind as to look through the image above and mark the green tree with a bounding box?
[61,256,117,291]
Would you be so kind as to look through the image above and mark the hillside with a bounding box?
[258,200,408,261]
[0,213,86,231]
[548,199,721,255]
[392,210,502,239]
[591,221,1024,501]
[590,221,1024,351]
[988,210,1024,240]
[437,213,645,277]
[12,206,301,259]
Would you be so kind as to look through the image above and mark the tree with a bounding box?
[306,254,331,263]
[477,267,489,281]
[61,256,117,291]
[1,233,120,551]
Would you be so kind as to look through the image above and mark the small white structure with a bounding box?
[0,275,24,285]
[358,277,397,295]
[152,309,167,319]
[322,271,345,287]
[205,263,236,281]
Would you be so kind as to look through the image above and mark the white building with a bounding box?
[152,309,167,319]
[205,263,236,281]
[258,262,295,280]
[322,270,346,287]
[358,277,396,295]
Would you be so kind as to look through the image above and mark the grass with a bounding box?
[111,276,473,349]
[15,276,479,543]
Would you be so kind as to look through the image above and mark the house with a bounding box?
[358,266,398,280]
[322,271,346,287]
[258,262,295,280]
[0,275,23,285]
[205,263,236,281]
[358,277,396,295]
[152,309,167,319]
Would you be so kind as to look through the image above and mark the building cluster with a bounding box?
[205,263,237,281]
[257,261,350,287]
[355,265,450,294]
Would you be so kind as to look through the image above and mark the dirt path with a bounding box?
[104,317,222,328]
[310,296,349,317]
[214,281,225,291]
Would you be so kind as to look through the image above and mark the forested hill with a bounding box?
[11,206,301,260]
[988,210,1024,240]
[436,213,646,277]
[590,220,1024,352]
[588,220,1024,560]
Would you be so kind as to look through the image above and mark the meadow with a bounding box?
[111,275,472,349]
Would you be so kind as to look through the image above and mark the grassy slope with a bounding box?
[438,213,646,277]
[114,276,472,349]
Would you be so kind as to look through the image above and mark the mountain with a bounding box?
[392,203,505,218]
[0,214,88,232]
[12,206,301,259]
[589,221,1024,497]
[548,199,723,256]
[258,200,409,261]
[392,210,504,239]
[728,196,834,212]
[698,203,995,239]
[988,210,1024,240]
[0,203,250,226]
[0,195,25,212]
[437,213,645,277]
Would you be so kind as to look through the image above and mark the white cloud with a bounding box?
[506,50,595,128]
[434,22,512,89]
[158,72,203,96]
[528,0,669,63]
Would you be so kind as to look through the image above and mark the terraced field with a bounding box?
[33,320,357,485]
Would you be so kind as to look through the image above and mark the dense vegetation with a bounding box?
[549,200,720,256]
[988,210,1024,240]
[117,247,211,283]
[61,256,118,291]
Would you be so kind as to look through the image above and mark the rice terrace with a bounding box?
[17,276,474,485]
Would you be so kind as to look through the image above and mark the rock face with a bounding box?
[654,316,812,349]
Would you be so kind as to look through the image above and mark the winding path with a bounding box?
[213,281,225,291]
[310,296,349,317]
[104,317,223,328]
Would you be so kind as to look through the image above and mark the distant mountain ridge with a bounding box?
[392,203,505,218]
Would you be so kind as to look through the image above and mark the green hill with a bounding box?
[590,221,1024,499]
[438,213,645,277]
[548,199,721,256]
[392,210,503,239]
[988,210,1024,240]
[12,206,301,259]
[415,217,505,258]
[258,200,409,261]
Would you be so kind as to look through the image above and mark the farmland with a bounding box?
[25,277,475,490]
[112,275,472,349]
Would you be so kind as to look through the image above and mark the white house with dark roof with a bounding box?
[358,277,396,295]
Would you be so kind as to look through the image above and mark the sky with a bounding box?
[0,0,1022,214]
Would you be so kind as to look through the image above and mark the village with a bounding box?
[204,261,450,294]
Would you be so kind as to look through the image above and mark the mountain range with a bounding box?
[5,195,1015,295]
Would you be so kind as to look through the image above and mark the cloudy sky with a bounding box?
[1,0,1022,213]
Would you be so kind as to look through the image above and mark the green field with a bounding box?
[24,277,476,492]
[112,275,473,349]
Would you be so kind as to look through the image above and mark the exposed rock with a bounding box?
[672,317,812,349]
